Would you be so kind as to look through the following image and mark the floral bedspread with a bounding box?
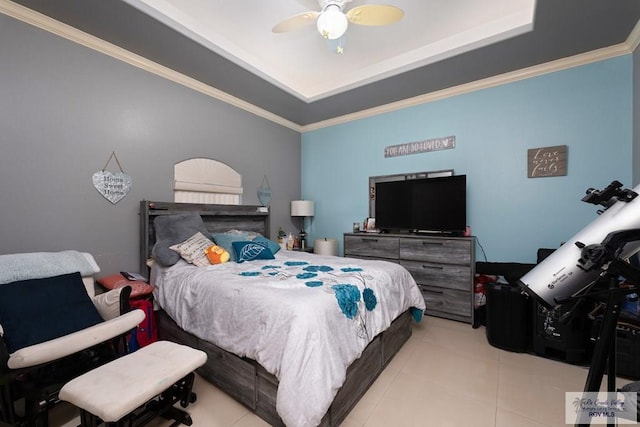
[152,250,425,427]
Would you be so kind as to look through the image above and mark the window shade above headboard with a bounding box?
[173,158,243,204]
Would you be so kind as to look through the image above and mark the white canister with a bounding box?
[314,238,338,256]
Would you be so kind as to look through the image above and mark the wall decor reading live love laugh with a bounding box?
[92,151,132,204]
[527,145,567,178]
[384,136,455,158]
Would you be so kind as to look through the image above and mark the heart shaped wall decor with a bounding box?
[92,171,132,204]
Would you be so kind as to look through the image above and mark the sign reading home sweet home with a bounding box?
[527,145,567,178]
[384,136,455,158]
[92,151,132,204]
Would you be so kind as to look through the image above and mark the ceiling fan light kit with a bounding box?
[317,3,349,40]
[273,0,403,53]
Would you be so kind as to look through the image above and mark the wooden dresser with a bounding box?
[344,233,475,324]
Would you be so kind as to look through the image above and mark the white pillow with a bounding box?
[170,232,214,267]
[92,288,124,321]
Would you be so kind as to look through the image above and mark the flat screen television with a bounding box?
[375,174,466,234]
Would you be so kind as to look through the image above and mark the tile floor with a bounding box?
[49,316,629,426]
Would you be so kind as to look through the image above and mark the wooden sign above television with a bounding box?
[384,136,455,158]
[527,145,567,178]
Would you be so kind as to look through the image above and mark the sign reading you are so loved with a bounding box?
[384,136,456,158]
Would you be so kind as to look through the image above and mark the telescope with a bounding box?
[516,180,640,426]
[518,180,640,308]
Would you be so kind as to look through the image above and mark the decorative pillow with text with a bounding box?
[170,232,214,267]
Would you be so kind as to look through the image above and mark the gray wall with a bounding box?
[0,14,301,275]
[634,44,640,186]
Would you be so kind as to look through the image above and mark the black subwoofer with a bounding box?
[486,282,531,352]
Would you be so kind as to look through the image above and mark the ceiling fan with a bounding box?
[272,0,404,52]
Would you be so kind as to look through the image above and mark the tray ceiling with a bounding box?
[6,0,640,127]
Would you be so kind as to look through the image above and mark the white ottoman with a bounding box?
[59,341,207,426]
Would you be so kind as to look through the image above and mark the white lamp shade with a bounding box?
[291,200,314,217]
[317,5,348,40]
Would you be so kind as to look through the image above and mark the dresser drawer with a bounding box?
[344,235,399,260]
[399,238,472,265]
[419,284,472,318]
[400,260,471,291]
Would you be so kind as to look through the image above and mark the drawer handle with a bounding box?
[422,265,443,270]
[422,241,444,246]
[362,238,378,243]
[420,286,444,295]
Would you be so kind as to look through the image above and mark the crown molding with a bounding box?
[627,17,640,52]
[1,0,637,135]
[0,0,303,132]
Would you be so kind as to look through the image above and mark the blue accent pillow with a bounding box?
[0,272,104,353]
[211,232,249,262]
[232,241,275,263]
[252,235,281,255]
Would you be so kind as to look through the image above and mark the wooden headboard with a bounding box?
[139,200,270,275]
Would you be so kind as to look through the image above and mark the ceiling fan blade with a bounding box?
[272,11,320,33]
[295,0,323,10]
[346,5,404,26]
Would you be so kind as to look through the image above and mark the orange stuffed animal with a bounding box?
[205,244,230,264]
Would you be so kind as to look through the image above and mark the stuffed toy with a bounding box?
[205,244,230,264]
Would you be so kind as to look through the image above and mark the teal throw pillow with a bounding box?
[211,232,249,262]
[252,235,281,255]
[232,241,275,263]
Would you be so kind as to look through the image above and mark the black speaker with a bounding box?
[486,282,531,352]
[532,299,592,363]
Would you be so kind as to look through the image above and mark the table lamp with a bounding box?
[291,200,314,249]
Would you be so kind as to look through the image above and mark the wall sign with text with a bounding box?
[92,151,132,204]
[384,136,455,158]
[527,145,567,178]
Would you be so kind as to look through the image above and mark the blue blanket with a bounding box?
[0,251,99,285]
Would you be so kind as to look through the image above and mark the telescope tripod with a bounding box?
[573,229,640,426]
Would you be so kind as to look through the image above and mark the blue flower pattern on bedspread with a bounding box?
[240,271,260,277]
[237,260,382,336]
[303,265,334,273]
[332,284,361,319]
[284,261,309,266]
[363,288,377,311]
[305,281,324,287]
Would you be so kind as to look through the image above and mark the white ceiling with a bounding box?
[121,0,536,103]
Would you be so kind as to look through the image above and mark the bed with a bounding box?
[139,201,426,426]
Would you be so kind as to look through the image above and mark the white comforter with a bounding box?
[152,250,425,427]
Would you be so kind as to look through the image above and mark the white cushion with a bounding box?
[92,287,125,321]
[60,341,207,422]
[79,252,100,297]
[80,252,101,274]
[82,276,96,298]
[7,309,145,369]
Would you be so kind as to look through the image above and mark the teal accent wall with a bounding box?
[302,55,633,263]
